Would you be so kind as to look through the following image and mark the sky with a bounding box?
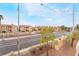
[0,3,79,27]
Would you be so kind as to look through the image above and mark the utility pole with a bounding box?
[72,3,75,32]
[17,4,20,56]
[71,3,75,47]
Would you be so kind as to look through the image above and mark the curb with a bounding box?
[3,43,45,56]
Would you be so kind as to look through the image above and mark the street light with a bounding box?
[72,3,75,32]
[40,4,55,56]
[40,3,75,53]
[40,3,75,31]
[40,3,53,12]
[71,4,75,47]
[17,4,20,56]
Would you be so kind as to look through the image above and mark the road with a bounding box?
[0,32,70,55]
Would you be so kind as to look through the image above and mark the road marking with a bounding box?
[0,40,39,48]
[0,34,40,41]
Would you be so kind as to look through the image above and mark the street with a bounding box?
[0,32,70,55]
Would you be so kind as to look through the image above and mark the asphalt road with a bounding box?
[0,32,70,56]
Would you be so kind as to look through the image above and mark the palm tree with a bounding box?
[0,15,3,33]
[0,15,3,25]
[39,26,56,56]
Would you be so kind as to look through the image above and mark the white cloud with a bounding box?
[23,4,63,16]
[52,7,72,16]
[50,7,73,16]
[46,18,53,21]
[74,16,79,25]
[23,4,73,17]
[63,7,73,15]
[0,11,17,25]
[23,4,48,16]
[53,8,62,15]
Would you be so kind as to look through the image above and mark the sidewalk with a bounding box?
[40,40,77,56]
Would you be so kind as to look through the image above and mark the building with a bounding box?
[19,25,33,32]
[32,27,39,31]
[1,24,36,33]
[19,25,26,32]
[1,24,17,33]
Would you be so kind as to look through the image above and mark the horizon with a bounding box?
[0,3,79,27]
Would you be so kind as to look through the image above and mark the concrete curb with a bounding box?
[3,43,45,56]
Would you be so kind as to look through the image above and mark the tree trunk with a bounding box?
[46,48,49,56]
[0,25,1,33]
[0,19,2,33]
[0,19,1,25]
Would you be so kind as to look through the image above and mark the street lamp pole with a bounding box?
[17,4,20,56]
[71,4,75,47]
[40,3,53,12]
[72,3,75,32]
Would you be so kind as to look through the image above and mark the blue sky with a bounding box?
[0,3,79,27]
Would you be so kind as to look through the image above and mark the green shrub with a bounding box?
[39,26,56,44]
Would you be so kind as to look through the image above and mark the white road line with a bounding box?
[0,34,40,41]
[0,40,38,48]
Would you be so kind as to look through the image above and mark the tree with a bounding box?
[39,26,56,56]
[76,24,79,29]
[0,15,3,33]
[73,29,79,40]
[65,31,76,47]
[0,15,3,25]
[65,33,73,47]
[60,25,67,31]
